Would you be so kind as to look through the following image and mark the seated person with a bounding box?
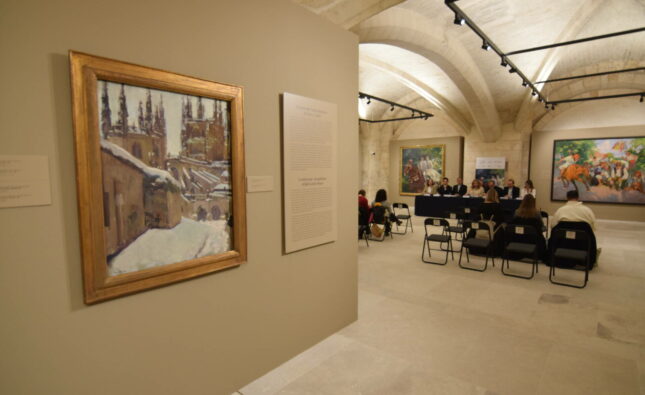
[468,188,505,256]
[550,190,598,265]
[467,179,485,197]
[520,179,536,199]
[437,177,453,195]
[510,194,547,261]
[501,178,520,199]
[425,179,439,195]
[484,180,503,196]
[453,177,467,196]
[371,189,401,234]
[358,189,370,211]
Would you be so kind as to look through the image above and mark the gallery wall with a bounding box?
[388,136,463,207]
[0,1,358,394]
[531,124,645,222]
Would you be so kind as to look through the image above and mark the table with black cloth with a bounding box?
[414,195,522,222]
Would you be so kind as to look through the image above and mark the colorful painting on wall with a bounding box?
[551,137,645,204]
[70,51,247,304]
[400,145,445,195]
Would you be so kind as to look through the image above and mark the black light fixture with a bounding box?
[358,92,434,123]
[411,110,416,116]
[551,104,556,110]
[424,115,429,120]
[508,67,517,73]
[531,90,537,96]
[641,94,644,103]
[366,97,371,105]
[454,13,465,25]
[481,40,490,51]
[544,103,549,109]
[538,97,543,103]
[500,57,507,67]
[521,80,528,87]
[390,105,395,111]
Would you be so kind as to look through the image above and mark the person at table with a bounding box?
[453,177,467,196]
[520,179,536,198]
[425,178,438,195]
[437,177,453,195]
[510,194,547,260]
[484,180,502,195]
[467,179,485,197]
[501,178,520,199]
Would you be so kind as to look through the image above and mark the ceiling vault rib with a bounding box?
[503,27,645,56]
[535,67,645,85]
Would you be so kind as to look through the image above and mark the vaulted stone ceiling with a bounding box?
[293,0,645,142]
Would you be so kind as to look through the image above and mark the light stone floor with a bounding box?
[239,217,645,395]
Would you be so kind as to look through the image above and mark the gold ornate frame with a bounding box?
[69,51,246,304]
[399,144,446,196]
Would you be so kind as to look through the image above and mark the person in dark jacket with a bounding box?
[510,194,547,261]
[453,177,467,196]
[437,177,453,195]
[501,178,520,199]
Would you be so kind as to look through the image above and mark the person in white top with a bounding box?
[552,189,596,231]
[520,179,536,199]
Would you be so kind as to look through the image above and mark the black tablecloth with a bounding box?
[414,195,522,222]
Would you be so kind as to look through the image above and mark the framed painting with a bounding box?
[69,51,247,304]
[400,145,445,195]
[551,136,645,204]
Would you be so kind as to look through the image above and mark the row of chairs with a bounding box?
[422,217,593,289]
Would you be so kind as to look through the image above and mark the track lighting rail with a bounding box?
[359,92,433,123]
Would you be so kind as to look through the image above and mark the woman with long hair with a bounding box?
[520,179,536,198]
[468,179,485,197]
[371,189,399,234]
[511,194,547,260]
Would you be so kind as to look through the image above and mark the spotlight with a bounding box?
[411,110,415,117]
[454,13,465,25]
[522,81,528,87]
[640,95,644,103]
[390,105,395,111]
[544,104,549,109]
[531,90,537,96]
[359,94,365,99]
[481,41,490,51]
[538,97,543,103]
[424,115,429,120]
[551,104,556,110]
[500,58,507,67]
[508,67,517,73]
[367,98,371,105]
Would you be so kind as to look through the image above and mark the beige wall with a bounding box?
[388,136,463,207]
[531,125,645,222]
[0,1,358,394]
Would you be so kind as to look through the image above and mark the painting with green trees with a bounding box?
[551,137,645,204]
[400,145,445,195]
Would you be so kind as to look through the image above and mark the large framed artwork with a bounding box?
[69,51,247,304]
[400,145,445,195]
[551,137,645,204]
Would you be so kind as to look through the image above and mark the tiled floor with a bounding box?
[240,217,645,395]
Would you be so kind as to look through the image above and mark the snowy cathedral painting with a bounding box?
[98,80,233,276]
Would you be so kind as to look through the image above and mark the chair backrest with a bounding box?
[464,220,493,240]
[446,211,461,221]
[392,202,409,209]
[424,217,449,232]
[540,210,549,219]
[505,224,538,244]
[551,228,590,251]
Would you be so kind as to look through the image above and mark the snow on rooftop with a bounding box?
[100,140,181,189]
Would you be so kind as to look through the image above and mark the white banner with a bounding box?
[475,157,505,170]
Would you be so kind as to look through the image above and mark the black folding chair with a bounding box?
[422,218,454,265]
[458,221,495,272]
[445,211,466,242]
[392,202,413,235]
[501,224,539,279]
[540,210,550,238]
[368,205,392,242]
[549,228,592,288]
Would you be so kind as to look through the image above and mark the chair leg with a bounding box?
[458,244,487,272]
[501,254,536,280]
[422,239,449,265]
[549,261,589,288]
